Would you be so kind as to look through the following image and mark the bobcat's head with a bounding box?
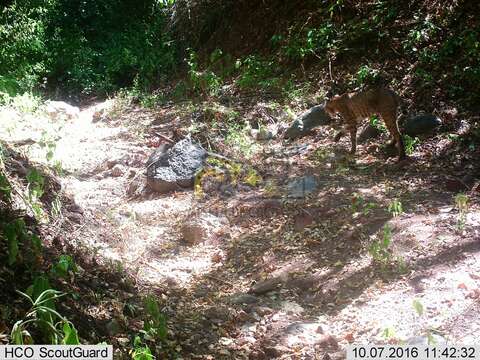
[324,94,343,118]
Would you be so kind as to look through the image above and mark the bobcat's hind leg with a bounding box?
[381,114,406,160]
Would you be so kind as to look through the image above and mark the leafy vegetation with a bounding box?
[0,0,176,97]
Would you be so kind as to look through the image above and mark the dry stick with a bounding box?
[328,56,334,83]
[154,132,175,144]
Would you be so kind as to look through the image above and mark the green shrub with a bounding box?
[281,21,337,61]
[355,65,380,87]
[236,55,280,91]
[0,0,177,96]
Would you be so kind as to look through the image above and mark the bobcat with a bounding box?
[324,87,406,161]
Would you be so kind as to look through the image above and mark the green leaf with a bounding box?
[30,234,42,254]
[5,223,19,265]
[382,326,396,339]
[51,255,76,278]
[413,299,424,316]
[11,321,24,345]
[62,322,80,345]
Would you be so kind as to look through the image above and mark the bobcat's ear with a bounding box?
[325,89,334,101]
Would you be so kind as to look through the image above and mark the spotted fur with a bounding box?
[324,87,406,160]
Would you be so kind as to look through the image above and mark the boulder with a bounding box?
[146,139,207,193]
[230,293,259,305]
[358,124,382,143]
[44,101,80,120]
[250,126,276,141]
[284,105,333,139]
[181,212,228,245]
[403,114,442,136]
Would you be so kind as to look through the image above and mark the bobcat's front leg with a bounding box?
[348,125,357,155]
[334,130,346,142]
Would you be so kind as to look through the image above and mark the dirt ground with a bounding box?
[1,98,479,359]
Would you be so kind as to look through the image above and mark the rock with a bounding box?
[294,213,314,231]
[328,351,347,360]
[407,334,447,345]
[181,213,228,245]
[444,177,468,192]
[230,293,259,305]
[116,337,130,346]
[285,322,324,335]
[146,139,207,193]
[126,174,144,197]
[403,114,442,136]
[44,101,80,120]
[264,345,290,358]
[250,128,275,141]
[105,319,122,336]
[315,334,339,350]
[249,278,282,294]
[204,305,231,323]
[284,105,333,139]
[92,99,114,123]
[254,306,273,316]
[286,176,319,198]
[383,142,398,158]
[66,212,83,224]
[358,124,381,143]
[462,174,476,186]
[110,164,125,177]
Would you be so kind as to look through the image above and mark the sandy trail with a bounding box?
[2,99,480,357]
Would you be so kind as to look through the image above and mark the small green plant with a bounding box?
[369,115,386,133]
[454,193,469,230]
[186,50,222,96]
[382,326,397,340]
[225,123,258,158]
[412,298,424,316]
[236,55,280,91]
[0,172,12,202]
[244,167,262,187]
[11,93,42,114]
[50,255,77,279]
[355,65,380,87]
[411,298,442,345]
[142,295,167,341]
[51,195,62,217]
[131,336,154,360]
[351,193,377,215]
[12,276,79,344]
[128,295,167,359]
[38,131,58,164]
[351,192,364,213]
[403,134,420,155]
[2,218,41,267]
[26,169,46,220]
[388,199,403,217]
[369,224,392,265]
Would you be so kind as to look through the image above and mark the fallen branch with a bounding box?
[154,132,175,144]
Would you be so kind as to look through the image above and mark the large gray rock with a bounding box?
[287,176,319,198]
[403,114,442,136]
[146,139,207,193]
[44,101,80,120]
[284,105,333,139]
